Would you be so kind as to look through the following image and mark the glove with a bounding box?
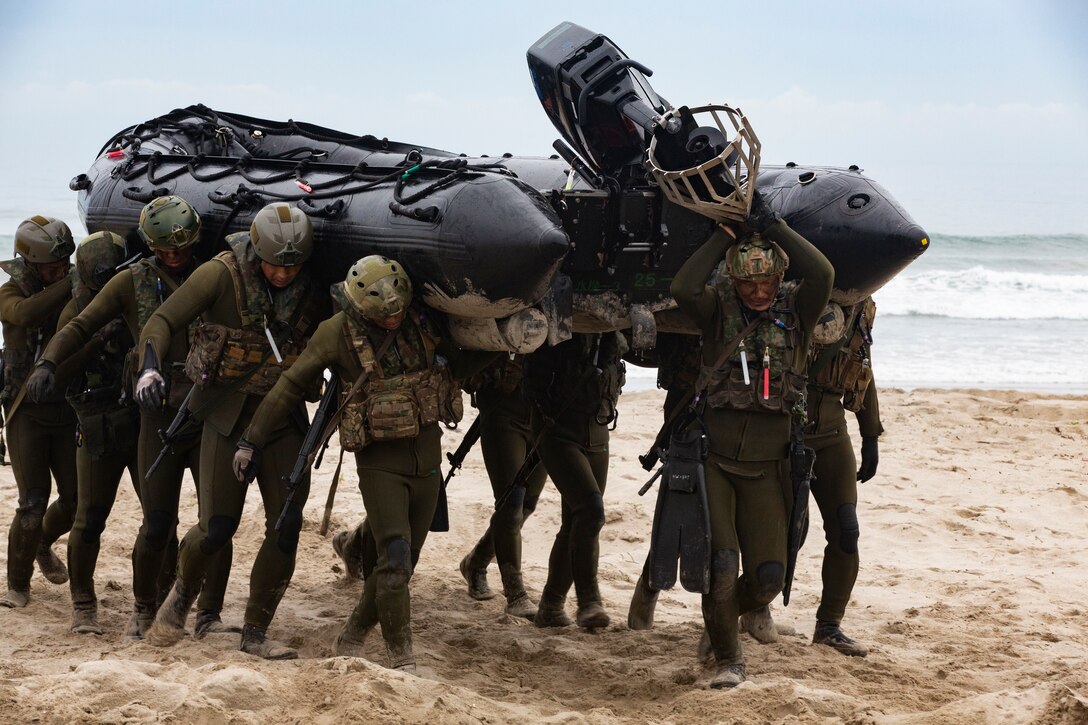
[233,438,261,484]
[26,362,56,403]
[744,190,782,234]
[135,368,167,410]
[857,435,879,482]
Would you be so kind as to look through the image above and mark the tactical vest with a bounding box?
[701,280,807,414]
[0,259,57,403]
[811,297,876,412]
[184,234,315,395]
[523,331,627,424]
[338,306,463,451]
[128,258,202,404]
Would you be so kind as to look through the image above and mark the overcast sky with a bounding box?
[1,0,1085,236]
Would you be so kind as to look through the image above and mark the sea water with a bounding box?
[2,185,1085,394]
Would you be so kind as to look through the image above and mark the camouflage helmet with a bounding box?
[345,255,413,321]
[724,235,789,280]
[15,215,75,263]
[137,195,201,251]
[75,231,127,291]
[251,202,313,266]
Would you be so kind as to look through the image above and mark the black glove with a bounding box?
[233,438,262,484]
[744,190,782,234]
[135,369,167,410]
[857,435,879,482]
[26,362,56,403]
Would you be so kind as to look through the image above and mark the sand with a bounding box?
[1,387,1086,724]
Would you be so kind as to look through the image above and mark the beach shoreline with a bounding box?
[1,386,1086,723]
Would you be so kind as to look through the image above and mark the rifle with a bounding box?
[782,410,815,606]
[276,374,342,530]
[442,415,482,487]
[144,385,197,480]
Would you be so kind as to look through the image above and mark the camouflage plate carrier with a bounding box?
[811,297,876,412]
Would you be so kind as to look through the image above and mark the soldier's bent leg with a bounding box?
[811,432,860,626]
[4,408,57,602]
[39,405,79,555]
[702,457,745,687]
[732,461,788,616]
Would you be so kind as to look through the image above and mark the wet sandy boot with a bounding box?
[575,584,610,631]
[499,565,537,620]
[627,573,659,631]
[533,589,572,628]
[697,628,714,665]
[741,604,779,644]
[0,588,29,608]
[335,621,374,657]
[709,662,747,689]
[459,553,495,601]
[385,633,416,673]
[194,608,243,639]
[125,601,156,640]
[146,579,199,647]
[71,605,103,635]
[813,620,869,657]
[332,530,363,580]
[240,624,298,660]
[36,544,69,585]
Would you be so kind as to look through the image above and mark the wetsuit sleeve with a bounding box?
[763,220,834,337]
[0,276,72,327]
[245,315,342,448]
[855,374,884,438]
[670,226,734,330]
[41,272,130,367]
[139,261,226,367]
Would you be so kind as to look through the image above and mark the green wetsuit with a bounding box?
[670,222,832,665]
[1,265,78,596]
[246,302,482,665]
[140,247,319,630]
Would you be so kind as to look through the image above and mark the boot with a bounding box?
[240,623,298,660]
[576,600,610,631]
[145,579,199,647]
[36,544,68,584]
[499,565,537,620]
[697,629,714,666]
[459,554,495,601]
[385,636,415,673]
[813,620,869,657]
[740,604,778,644]
[194,609,243,639]
[708,662,747,689]
[125,601,156,640]
[332,530,363,580]
[0,588,29,609]
[533,590,572,628]
[335,622,373,657]
[71,607,103,635]
[627,574,659,630]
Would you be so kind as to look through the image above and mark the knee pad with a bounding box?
[382,537,412,588]
[81,506,110,543]
[276,502,304,554]
[199,515,238,556]
[143,510,173,551]
[836,503,860,555]
[709,549,740,600]
[574,492,606,533]
[753,561,786,603]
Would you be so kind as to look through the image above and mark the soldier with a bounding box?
[457,354,547,619]
[670,195,833,687]
[524,331,626,631]
[26,232,140,633]
[141,202,323,659]
[743,296,881,656]
[30,196,235,639]
[0,216,78,608]
[239,255,479,671]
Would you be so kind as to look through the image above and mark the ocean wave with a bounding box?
[874,266,1088,320]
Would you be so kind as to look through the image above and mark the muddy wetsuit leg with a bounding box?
[5,401,77,592]
[68,440,138,613]
[809,429,859,625]
[350,463,441,662]
[702,454,787,665]
[536,413,609,609]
